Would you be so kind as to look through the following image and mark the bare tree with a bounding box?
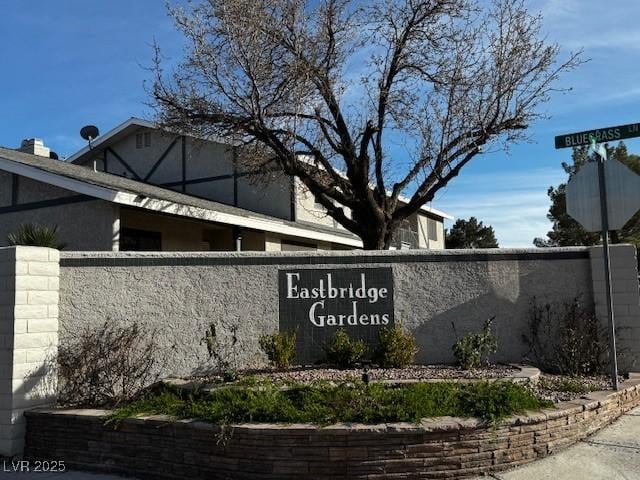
[152,0,581,249]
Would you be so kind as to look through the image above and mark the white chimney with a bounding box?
[18,138,50,158]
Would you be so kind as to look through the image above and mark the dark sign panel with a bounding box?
[554,122,640,149]
[278,268,394,364]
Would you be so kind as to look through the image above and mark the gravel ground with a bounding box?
[244,364,520,383]
[526,373,621,403]
[181,367,620,404]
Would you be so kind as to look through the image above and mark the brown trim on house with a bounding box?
[106,147,141,180]
[0,194,93,215]
[143,136,180,182]
[11,174,18,206]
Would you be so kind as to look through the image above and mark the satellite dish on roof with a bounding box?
[80,125,100,150]
[49,151,59,160]
[80,125,99,141]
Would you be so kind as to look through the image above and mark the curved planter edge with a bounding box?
[24,373,640,480]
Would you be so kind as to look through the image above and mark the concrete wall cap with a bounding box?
[60,246,591,261]
[25,408,110,418]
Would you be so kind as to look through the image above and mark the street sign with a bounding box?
[557,125,640,392]
[566,159,640,231]
[554,122,640,149]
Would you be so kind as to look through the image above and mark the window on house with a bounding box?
[135,132,152,149]
[393,219,419,249]
[120,228,162,251]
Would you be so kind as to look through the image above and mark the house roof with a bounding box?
[0,147,363,247]
[66,117,453,220]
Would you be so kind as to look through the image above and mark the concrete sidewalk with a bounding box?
[3,407,640,479]
[475,406,640,480]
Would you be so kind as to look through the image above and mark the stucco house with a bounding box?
[0,118,452,251]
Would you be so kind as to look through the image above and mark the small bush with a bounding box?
[523,296,606,375]
[8,223,66,249]
[201,322,241,381]
[324,329,367,368]
[452,317,497,370]
[58,321,159,407]
[112,379,551,426]
[535,376,593,394]
[373,326,419,368]
[459,381,546,424]
[259,331,297,369]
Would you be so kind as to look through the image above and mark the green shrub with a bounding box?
[259,331,297,369]
[534,375,592,394]
[8,223,66,249]
[452,317,497,369]
[324,329,367,368]
[112,379,551,426]
[373,326,419,368]
[459,381,545,424]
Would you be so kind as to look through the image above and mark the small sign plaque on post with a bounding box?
[279,268,394,364]
[554,122,640,149]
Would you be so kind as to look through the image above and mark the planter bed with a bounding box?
[168,364,539,393]
[24,374,640,480]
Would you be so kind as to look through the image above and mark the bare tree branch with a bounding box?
[151,0,582,249]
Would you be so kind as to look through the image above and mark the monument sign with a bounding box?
[279,268,394,363]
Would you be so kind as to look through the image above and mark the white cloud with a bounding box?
[534,0,640,51]
[434,168,567,248]
[561,31,640,51]
[535,0,580,21]
[436,167,565,190]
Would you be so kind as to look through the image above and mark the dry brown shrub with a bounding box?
[57,321,160,407]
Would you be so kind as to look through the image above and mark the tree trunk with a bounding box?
[361,235,388,250]
[354,208,394,250]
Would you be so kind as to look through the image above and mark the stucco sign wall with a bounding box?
[278,267,394,363]
[57,247,640,375]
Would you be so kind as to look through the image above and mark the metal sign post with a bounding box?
[554,124,640,391]
[595,154,619,391]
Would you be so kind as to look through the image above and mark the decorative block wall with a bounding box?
[0,246,59,458]
[23,377,640,480]
[590,245,640,372]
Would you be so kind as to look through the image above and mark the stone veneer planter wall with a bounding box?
[24,376,640,480]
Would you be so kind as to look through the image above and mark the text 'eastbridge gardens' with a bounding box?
[278,268,394,361]
[285,271,390,327]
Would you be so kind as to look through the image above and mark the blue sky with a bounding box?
[1,0,640,247]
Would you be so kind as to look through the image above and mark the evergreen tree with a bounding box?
[446,217,499,249]
[534,142,640,247]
